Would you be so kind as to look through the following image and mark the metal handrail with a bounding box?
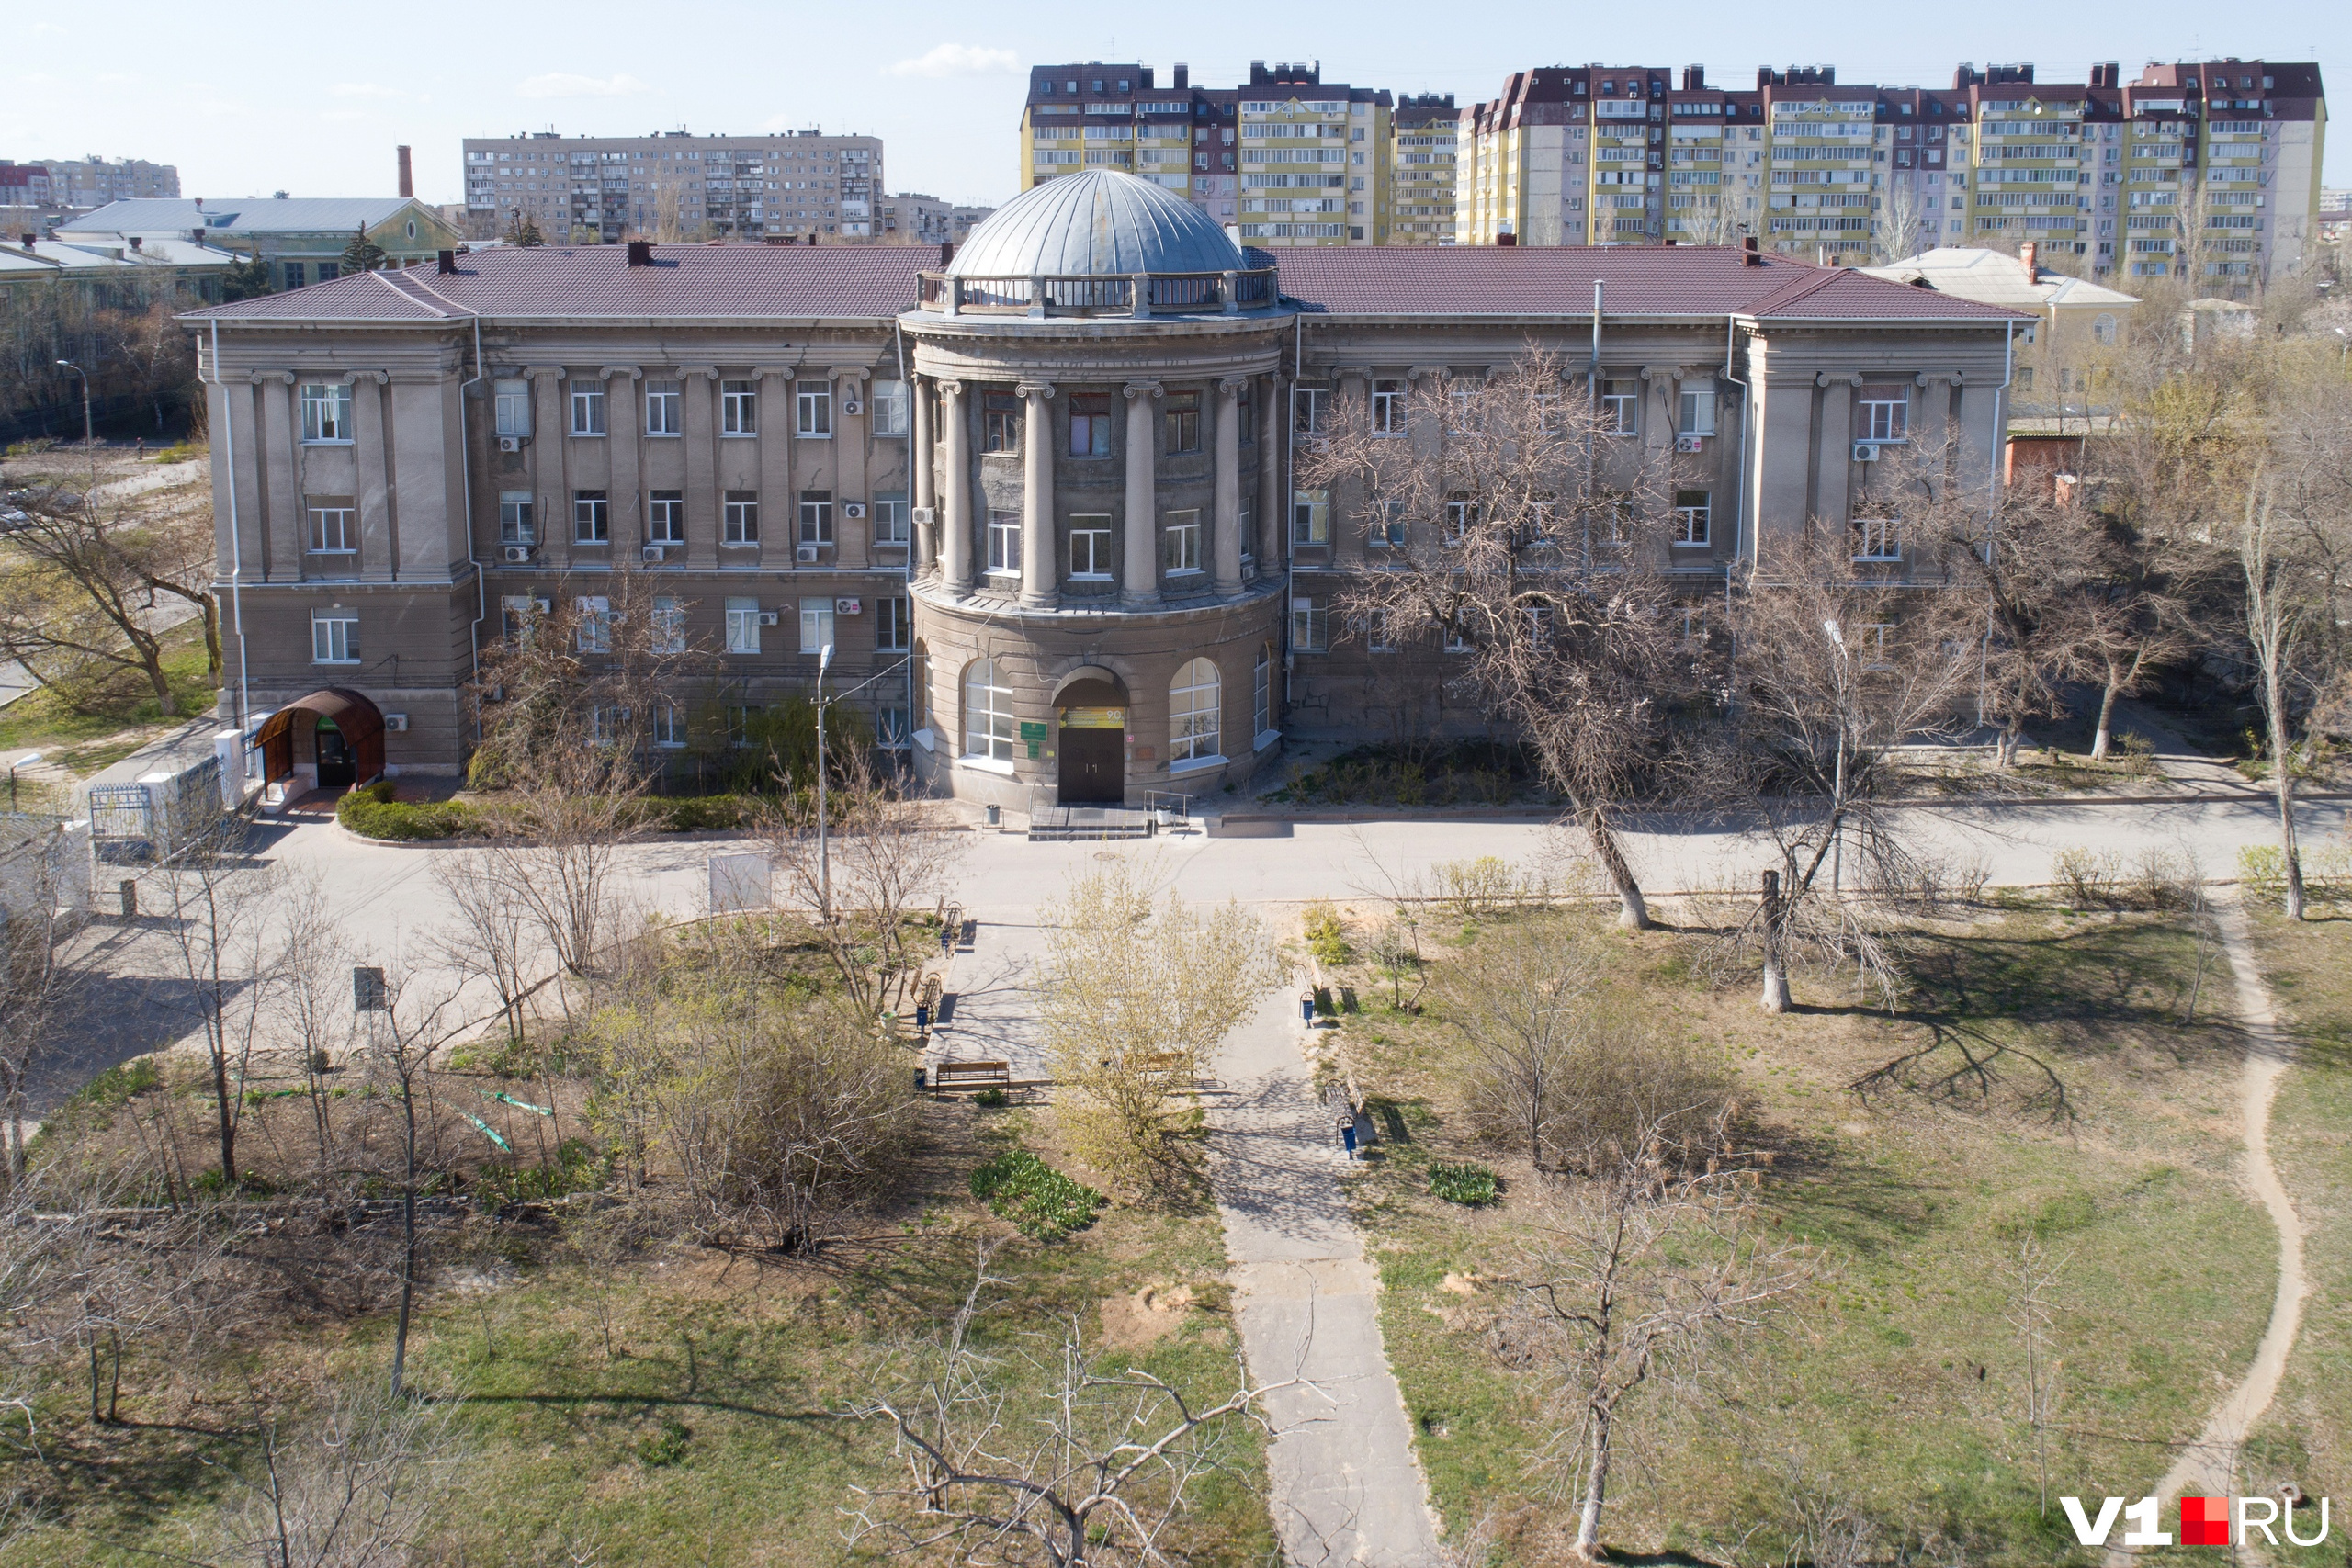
[921,267,1280,319]
[1142,790,1192,824]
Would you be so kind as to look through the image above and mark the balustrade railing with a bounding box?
[920,267,1281,319]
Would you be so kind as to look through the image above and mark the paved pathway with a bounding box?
[1210,985,1443,1567]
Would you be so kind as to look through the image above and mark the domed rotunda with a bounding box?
[900,170,1295,809]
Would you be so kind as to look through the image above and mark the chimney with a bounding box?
[397,145,413,199]
[17,232,32,249]
[436,248,458,274]
[1173,62,1189,90]
[626,240,652,266]
[128,235,141,251]
[2019,240,2038,278]
[1496,231,1517,246]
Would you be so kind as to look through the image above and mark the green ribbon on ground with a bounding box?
[480,1090,554,1116]
[460,1111,513,1152]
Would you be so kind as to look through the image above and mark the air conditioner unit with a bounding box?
[496,434,527,453]
[796,544,820,561]
[641,544,667,561]
[910,505,935,525]
[834,597,862,615]
[1675,434,1705,454]
[756,610,780,626]
[502,546,533,563]
[1852,442,1881,462]
[842,398,863,416]
[842,501,867,520]
[382,713,409,732]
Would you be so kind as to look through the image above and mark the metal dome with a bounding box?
[945,171,1244,279]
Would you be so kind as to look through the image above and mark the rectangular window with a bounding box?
[877,704,911,749]
[1291,488,1329,545]
[307,506,356,554]
[876,595,911,651]
[651,701,686,749]
[493,378,531,437]
[1164,391,1201,454]
[569,379,606,436]
[794,379,830,436]
[1366,609,1396,651]
[1444,623,1474,653]
[725,596,761,653]
[1371,379,1405,436]
[1370,501,1407,549]
[1291,595,1328,651]
[983,393,1021,453]
[587,705,629,746]
[718,491,759,546]
[1859,385,1909,442]
[797,491,833,546]
[799,597,834,655]
[311,611,357,663]
[987,511,1022,573]
[1294,385,1329,437]
[1672,489,1711,547]
[1069,394,1113,457]
[644,381,683,435]
[1525,605,1554,649]
[300,383,353,443]
[576,595,611,653]
[1851,516,1899,560]
[725,705,759,749]
[650,594,685,653]
[1444,498,1477,545]
[573,490,609,544]
[1678,388,1716,436]
[647,490,684,544]
[1162,510,1203,573]
[501,593,542,641]
[868,378,909,435]
[1069,517,1113,578]
[873,491,910,545]
[1601,378,1638,434]
[722,379,758,435]
[283,261,306,289]
[498,491,535,545]
[1253,649,1272,737]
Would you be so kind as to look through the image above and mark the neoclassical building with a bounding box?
[187,170,2024,807]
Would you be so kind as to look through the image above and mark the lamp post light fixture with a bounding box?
[54,359,92,453]
[816,640,834,923]
[7,752,40,812]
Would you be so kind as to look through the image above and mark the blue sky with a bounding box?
[6,0,2342,209]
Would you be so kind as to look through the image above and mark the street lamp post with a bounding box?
[7,752,40,812]
[1822,619,1848,898]
[53,359,91,454]
[815,641,834,923]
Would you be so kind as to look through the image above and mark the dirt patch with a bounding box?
[1098,1281,1194,1350]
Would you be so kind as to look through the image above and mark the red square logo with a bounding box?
[2181,1496,2230,1546]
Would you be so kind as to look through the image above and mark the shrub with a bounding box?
[972,1087,1009,1109]
[645,794,757,833]
[1429,1162,1498,1206]
[969,1148,1105,1241]
[2113,731,2158,777]
[2050,846,2122,908]
[335,783,484,841]
[1434,855,1518,919]
[1302,901,1353,969]
[2125,847,2202,911]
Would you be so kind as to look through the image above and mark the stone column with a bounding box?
[1256,371,1283,571]
[911,373,936,575]
[1122,379,1161,607]
[939,379,972,597]
[1212,375,1246,594]
[1019,379,1057,610]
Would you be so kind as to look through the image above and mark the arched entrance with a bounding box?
[1055,671,1127,805]
[254,688,386,792]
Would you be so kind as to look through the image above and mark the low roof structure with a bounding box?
[1856,246,2138,314]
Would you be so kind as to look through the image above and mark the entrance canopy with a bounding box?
[254,687,385,785]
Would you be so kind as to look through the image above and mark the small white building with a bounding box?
[1859,244,2139,407]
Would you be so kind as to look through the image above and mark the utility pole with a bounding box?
[816,641,833,922]
[54,359,92,464]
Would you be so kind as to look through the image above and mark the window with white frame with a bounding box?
[877,705,910,749]
[1444,622,1474,653]
[723,491,760,545]
[648,490,684,544]
[1371,378,1405,436]
[307,505,356,554]
[498,491,535,545]
[300,383,353,443]
[493,378,531,437]
[651,700,686,749]
[576,596,611,652]
[724,705,759,749]
[2093,313,2118,346]
[1851,515,1899,560]
[1672,489,1711,547]
[574,490,609,544]
[311,610,357,663]
[725,596,761,653]
[873,491,909,545]
[1525,604,1554,649]
[650,595,685,653]
[1069,517,1112,578]
[964,657,1015,761]
[1291,595,1328,650]
[1678,388,1716,436]
[1858,385,1908,442]
[1294,384,1328,438]
[1365,608,1396,650]
[1068,394,1113,457]
[876,595,911,651]
[587,705,628,746]
[1444,498,1477,545]
[1162,510,1203,574]
[644,381,683,435]
[987,512,1022,574]
[720,379,758,435]
[798,491,833,546]
[869,378,909,435]
[1253,645,1272,736]
[501,594,542,642]
[1292,488,1329,545]
[1860,621,1895,669]
[1169,657,1220,763]
[796,379,831,436]
[1600,378,1638,434]
[569,379,606,436]
[799,597,833,655]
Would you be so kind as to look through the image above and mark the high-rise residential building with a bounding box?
[1018,61,1393,245]
[37,156,179,210]
[1387,95,1456,243]
[1456,58,2326,287]
[459,130,882,243]
[878,193,994,246]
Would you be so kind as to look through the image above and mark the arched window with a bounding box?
[964,658,1014,761]
[1252,645,1272,740]
[1170,657,1220,764]
[2093,313,2117,346]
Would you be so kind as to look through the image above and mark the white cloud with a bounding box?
[517,72,650,99]
[886,44,1018,80]
[29,21,65,36]
[333,83,399,99]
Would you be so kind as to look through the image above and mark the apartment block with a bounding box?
[460,130,883,243]
[1456,58,2325,287]
[1387,94,1456,243]
[877,193,994,246]
[38,156,179,210]
[1018,61,1393,245]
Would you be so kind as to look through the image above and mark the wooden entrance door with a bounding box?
[1057,725,1123,804]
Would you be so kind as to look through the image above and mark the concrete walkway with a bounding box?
[1210,985,1444,1567]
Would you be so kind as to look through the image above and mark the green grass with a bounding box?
[1323,903,2288,1566]
[0,619,218,770]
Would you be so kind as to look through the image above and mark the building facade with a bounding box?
[877,193,994,247]
[37,156,179,210]
[60,197,458,291]
[460,130,883,243]
[1387,95,1457,243]
[184,171,2025,805]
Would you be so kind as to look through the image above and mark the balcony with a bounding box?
[918,267,1280,319]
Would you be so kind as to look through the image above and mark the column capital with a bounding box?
[522,365,566,381]
[679,365,721,381]
[937,378,967,399]
[1407,364,1447,382]
[249,371,296,386]
[829,365,872,383]
[599,365,643,381]
[338,370,390,386]
[1815,370,1865,389]
[1216,374,1250,396]
[1016,379,1057,400]
[1122,378,1164,400]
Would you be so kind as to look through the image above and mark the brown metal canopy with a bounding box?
[254,687,385,785]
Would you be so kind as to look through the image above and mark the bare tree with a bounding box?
[153,817,285,1183]
[214,1376,473,1568]
[2005,1233,2068,1518]
[1500,1119,1808,1562]
[272,874,352,1185]
[356,964,461,1398]
[1869,179,1931,266]
[0,822,86,1189]
[1036,863,1274,1202]
[1303,348,1690,928]
[427,850,541,1043]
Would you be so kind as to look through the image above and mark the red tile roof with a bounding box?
[1269,246,2032,322]
[183,243,946,324]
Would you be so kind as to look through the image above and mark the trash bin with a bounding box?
[984,803,1001,828]
[1341,1122,1359,1159]
[1300,991,1315,1022]
[914,1067,928,1091]
[915,1004,931,1033]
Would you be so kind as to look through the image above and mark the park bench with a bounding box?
[929,1059,1012,1096]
